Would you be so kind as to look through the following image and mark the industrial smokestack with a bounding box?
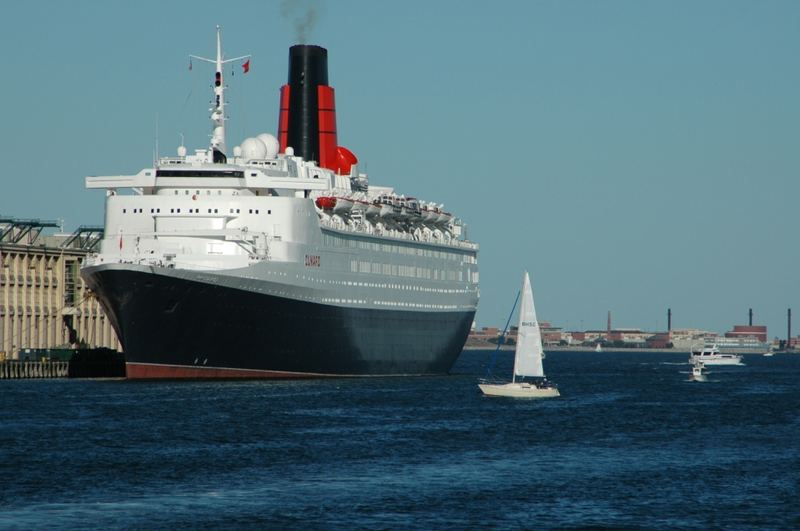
[789,308,792,348]
[667,308,672,332]
[278,44,356,174]
[749,308,753,326]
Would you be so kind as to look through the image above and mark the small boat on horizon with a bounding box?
[689,360,708,382]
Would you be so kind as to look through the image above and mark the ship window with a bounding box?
[255,210,259,214]
[156,169,245,178]
[268,210,271,215]
[170,209,174,213]
[249,209,253,214]
[214,209,218,213]
[174,190,179,195]
[237,209,240,213]
[177,209,181,213]
[185,190,189,195]
[123,209,127,213]
[157,208,161,213]
[206,190,211,195]
[208,209,212,214]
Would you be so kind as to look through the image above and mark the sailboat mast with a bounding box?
[485,290,520,379]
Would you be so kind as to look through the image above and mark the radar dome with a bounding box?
[233,145,243,157]
[285,146,295,156]
[256,134,280,159]
[240,137,267,160]
[177,145,187,157]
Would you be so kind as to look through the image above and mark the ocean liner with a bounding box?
[81,28,479,378]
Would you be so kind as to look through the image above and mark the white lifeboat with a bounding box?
[333,196,354,215]
[395,196,410,221]
[351,199,369,215]
[404,197,422,221]
[421,203,440,224]
[378,195,396,219]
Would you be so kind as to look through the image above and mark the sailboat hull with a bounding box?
[478,382,560,398]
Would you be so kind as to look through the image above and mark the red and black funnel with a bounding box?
[278,44,357,174]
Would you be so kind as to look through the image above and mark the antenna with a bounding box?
[154,112,159,165]
[189,25,250,164]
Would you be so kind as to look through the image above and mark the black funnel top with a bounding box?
[286,45,329,163]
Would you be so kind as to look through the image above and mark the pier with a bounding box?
[0,360,70,379]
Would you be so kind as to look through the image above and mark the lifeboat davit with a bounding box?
[315,196,337,210]
[365,200,381,218]
[395,196,410,221]
[351,199,369,215]
[404,197,422,221]
[378,195,396,219]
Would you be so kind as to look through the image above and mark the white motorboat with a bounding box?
[688,345,744,366]
[689,360,708,382]
[478,272,560,399]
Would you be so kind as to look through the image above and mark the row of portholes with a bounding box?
[121,207,272,215]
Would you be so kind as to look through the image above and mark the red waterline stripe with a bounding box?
[126,362,333,380]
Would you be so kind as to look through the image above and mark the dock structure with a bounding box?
[0,217,120,361]
[0,360,70,379]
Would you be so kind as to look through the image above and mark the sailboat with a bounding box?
[478,271,560,398]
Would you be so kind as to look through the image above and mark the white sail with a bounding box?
[513,271,545,379]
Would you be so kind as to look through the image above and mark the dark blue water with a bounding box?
[1,350,799,529]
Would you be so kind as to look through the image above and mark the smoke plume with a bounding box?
[281,0,318,44]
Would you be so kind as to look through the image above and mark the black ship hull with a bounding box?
[82,265,475,379]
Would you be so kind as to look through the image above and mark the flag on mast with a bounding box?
[242,59,250,73]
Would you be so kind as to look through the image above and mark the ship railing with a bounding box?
[96,227,267,241]
[84,254,251,272]
[84,228,274,265]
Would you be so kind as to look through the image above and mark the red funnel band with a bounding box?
[318,85,338,170]
[277,46,358,173]
[278,85,291,152]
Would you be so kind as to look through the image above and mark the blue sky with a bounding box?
[1,0,798,336]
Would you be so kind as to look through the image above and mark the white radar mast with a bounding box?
[189,26,250,163]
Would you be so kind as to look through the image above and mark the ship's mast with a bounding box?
[190,26,250,163]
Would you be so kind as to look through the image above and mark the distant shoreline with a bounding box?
[462,344,777,355]
[463,345,678,353]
